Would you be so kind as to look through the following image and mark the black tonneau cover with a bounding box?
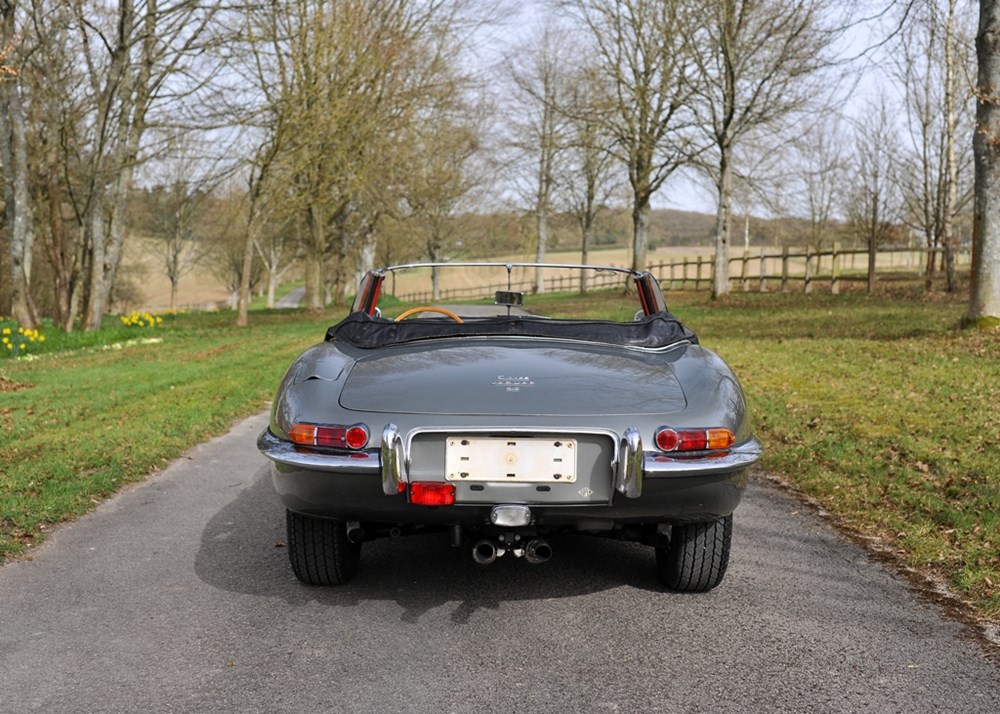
[326,312,698,349]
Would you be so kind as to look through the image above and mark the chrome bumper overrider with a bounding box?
[259,428,762,498]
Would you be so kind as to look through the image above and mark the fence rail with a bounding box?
[394,245,970,303]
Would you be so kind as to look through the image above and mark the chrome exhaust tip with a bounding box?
[345,522,364,544]
[524,539,552,565]
[472,540,498,565]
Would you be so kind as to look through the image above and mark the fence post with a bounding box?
[669,260,676,290]
[741,250,750,292]
[781,246,790,292]
[758,247,767,292]
[804,245,813,294]
[696,256,704,289]
[831,241,840,295]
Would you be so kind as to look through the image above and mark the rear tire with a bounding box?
[655,515,732,592]
[285,510,361,586]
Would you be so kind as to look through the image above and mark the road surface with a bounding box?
[1,412,998,713]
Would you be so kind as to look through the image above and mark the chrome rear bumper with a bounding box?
[259,428,762,499]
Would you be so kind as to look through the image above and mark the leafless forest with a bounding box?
[2,1,999,328]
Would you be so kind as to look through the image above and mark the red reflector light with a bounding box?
[288,422,369,450]
[409,482,455,506]
[655,428,679,451]
[654,427,734,453]
[345,426,369,449]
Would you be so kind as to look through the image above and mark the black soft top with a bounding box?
[326,312,698,349]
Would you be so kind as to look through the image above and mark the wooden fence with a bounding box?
[648,245,970,293]
[395,245,971,302]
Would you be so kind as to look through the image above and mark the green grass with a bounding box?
[1,287,998,624]
[0,308,342,556]
[533,286,1000,620]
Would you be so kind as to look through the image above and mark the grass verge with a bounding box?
[531,285,1000,623]
[0,308,341,557]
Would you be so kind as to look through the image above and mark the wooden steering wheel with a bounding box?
[394,306,464,323]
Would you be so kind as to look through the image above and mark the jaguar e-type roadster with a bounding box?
[258,263,761,591]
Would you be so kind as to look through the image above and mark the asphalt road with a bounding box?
[1,412,998,714]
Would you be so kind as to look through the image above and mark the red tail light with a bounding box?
[288,422,369,450]
[409,482,455,506]
[655,427,734,453]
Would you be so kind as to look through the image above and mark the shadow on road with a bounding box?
[194,469,665,622]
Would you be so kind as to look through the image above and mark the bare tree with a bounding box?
[564,0,697,273]
[400,112,482,299]
[3,1,220,330]
[506,23,570,293]
[254,202,297,310]
[896,0,975,292]
[235,0,465,314]
[689,0,835,298]
[559,63,621,291]
[201,185,262,310]
[71,1,219,330]
[792,116,849,251]
[972,0,1000,325]
[847,101,903,294]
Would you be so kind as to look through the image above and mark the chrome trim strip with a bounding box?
[643,438,763,477]
[375,333,693,355]
[616,427,643,498]
[257,429,380,473]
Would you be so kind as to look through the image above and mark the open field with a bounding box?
[119,237,232,312]
[121,239,963,312]
[1,287,997,625]
[121,245,702,311]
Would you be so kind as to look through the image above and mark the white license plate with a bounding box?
[445,436,577,483]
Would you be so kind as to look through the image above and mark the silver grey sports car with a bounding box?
[258,263,761,591]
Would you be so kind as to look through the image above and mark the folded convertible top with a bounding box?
[326,312,698,349]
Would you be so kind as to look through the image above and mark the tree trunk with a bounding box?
[580,219,591,293]
[303,205,325,311]
[712,151,733,298]
[236,221,255,326]
[972,0,1000,324]
[943,0,960,293]
[266,268,277,309]
[0,15,37,328]
[868,238,878,295]
[631,197,650,273]
[534,206,548,293]
[83,207,108,329]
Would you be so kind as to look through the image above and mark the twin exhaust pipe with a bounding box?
[473,538,552,565]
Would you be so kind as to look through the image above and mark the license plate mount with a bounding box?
[445,436,578,483]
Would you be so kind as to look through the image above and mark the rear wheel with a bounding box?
[655,515,732,592]
[285,510,361,585]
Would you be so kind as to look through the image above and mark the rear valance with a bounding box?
[326,312,698,349]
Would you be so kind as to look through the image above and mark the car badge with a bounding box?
[492,375,534,392]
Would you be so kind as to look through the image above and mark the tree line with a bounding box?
[2,0,999,330]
